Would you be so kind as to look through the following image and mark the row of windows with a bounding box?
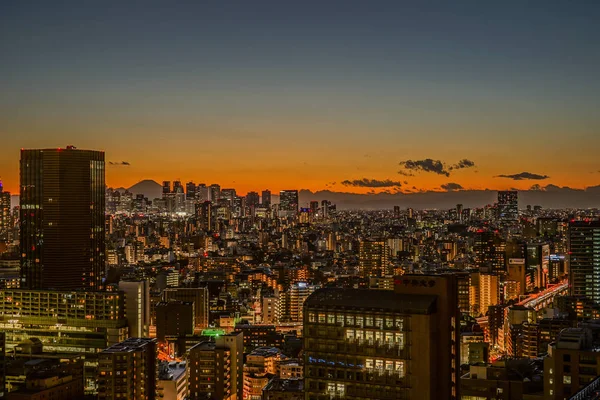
[308,312,404,329]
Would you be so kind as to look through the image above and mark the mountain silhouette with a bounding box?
[128,180,162,199]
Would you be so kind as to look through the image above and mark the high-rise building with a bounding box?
[358,239,390,277]
[474,230,506,273]
[20,146,105,290]
[261,190,271,207]
[118,280,151,338]
[155,300,195,340]
[196,184,209,203]
[279,190,298,217]
[303,274,460,400]
[497,191,518,222]
[209,184,221,203]
[0,182,10,242]
[186,181,197,200]
[220,188,236,204]
[569,220,600,303]
[162,181,171,195]
[188,332,243,400]
[163,287,209,329]
[246,191,260,208]
[0,332,4,399]
[97,338,157,400]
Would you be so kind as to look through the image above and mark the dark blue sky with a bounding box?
[1,1,599,193]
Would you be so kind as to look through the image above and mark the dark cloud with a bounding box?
[399,159,449,176]
[341,178,403,188]
[530,184,543,191]
[449,159,476,170]
[109,161,131,166]
[399,158,476,176]
[495,172,549,180]
[441,182,464,191]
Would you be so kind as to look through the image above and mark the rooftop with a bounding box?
[305,288,437,314]
[101,338,156,354]
[263,377,304,393]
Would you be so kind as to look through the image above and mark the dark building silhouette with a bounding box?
[20,146,105,290]
[569,220,600,303]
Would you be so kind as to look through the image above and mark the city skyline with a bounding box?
[2,2,600,195]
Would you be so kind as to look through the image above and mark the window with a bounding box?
[385,361,394,371]
[395,361,405,377]
[309,312,316,323]
[375,317,383,328]
[563,354,571,362]
[318,313,326,323]
[366,359,374,369]
[375,359,384,370]
[327,314,335,324]
[346,330,355,341]
[336,314,344,325]
[365,316,373,327]
[385,317,394,329]
[346,315,354,326]
[564,375,571,384]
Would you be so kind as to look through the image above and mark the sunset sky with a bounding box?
[1,1,599,195]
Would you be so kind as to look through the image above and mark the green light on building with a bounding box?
[201,328,226,337]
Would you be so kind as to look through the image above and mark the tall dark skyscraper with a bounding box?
[20,146,105,290]
[162,180,171,195]
[279,190,298,216]
[497,190,518,222]
[261,189,271,207]
[569,220,600,303]
[0,181,10,242]
[246,191,260,208]
[185,181,197,200]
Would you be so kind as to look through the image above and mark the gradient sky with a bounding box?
[1,1,599,195]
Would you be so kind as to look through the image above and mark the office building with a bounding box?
[0,332,4,399]
[262,190,271,208]
[474,230,506,273]
[156,301,195,341]
[118,280,151,338]
[162,181,171,195]
[303,274,460,399]
[20,146,105,290]
[97,338,157,400]
[186,181,197,200]
[358,239,390,277]
[162,287,209,329]
[279,190,298,217]
[209,184,221,203]
[0,182,10,242]
[497,191,518,222]
[188,332,243,400]
[0,289,128,391]
[569,220,600,303]
[246,191,260,208]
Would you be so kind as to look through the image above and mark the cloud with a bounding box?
[399,158,476,177]
[399,159,449,176]
[449,159,476,170]
[530,184,543,191]
[440,182,464,191]
[495,172,549,180]
[109,161,131,166]
[341,178,403,188]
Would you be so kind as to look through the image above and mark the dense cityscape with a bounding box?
[0,146,598,400]
[2,2,600,400]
